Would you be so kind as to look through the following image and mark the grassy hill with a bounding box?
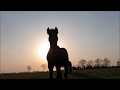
[0,67,120,79]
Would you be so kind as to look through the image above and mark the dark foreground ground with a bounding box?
[0,67,120,79]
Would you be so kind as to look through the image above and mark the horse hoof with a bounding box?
[49,77,53,79]
[55,77,62,79]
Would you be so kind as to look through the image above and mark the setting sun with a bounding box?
[39,41,50,60]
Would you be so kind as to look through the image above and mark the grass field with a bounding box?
[0,67,120,79]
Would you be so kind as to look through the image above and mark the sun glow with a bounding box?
[39,41,50,60]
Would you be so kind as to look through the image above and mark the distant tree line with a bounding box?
[72,58,120,70]
[26,58,120,72]
[26,64,47,73]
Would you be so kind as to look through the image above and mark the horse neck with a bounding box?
[50,44,58,50]
[49,35,58,50]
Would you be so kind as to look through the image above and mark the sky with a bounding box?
[0,11,119,73]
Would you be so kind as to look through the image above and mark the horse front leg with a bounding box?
[56,66,62,79]
[48,66,54,79]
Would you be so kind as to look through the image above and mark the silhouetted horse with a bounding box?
[46,27,70,79]
[67,61,72,73]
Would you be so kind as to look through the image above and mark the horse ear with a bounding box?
[47,27,50,35]
[55,27,58,34]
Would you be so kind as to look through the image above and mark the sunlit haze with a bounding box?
[0,11,119,73]
[38,41,50,60]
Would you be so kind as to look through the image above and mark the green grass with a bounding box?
[0,67,120,79]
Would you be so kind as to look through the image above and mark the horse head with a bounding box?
[47,27,58,46]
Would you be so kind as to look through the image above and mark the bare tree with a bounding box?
[95,58,102,67]
[86,60,94,68]
[41,64,47,71]
[116,58,120,66]
[117,61,120,66]
[103,58,110,67]
[78,59,86,69]
[27,65,32,72]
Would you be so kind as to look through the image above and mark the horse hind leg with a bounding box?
[70,67,72,73]
[64,66,68,79]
